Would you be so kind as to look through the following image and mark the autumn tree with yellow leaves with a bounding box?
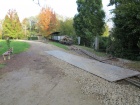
[38,7,58,37]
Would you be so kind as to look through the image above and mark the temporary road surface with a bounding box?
[46,50,140,82]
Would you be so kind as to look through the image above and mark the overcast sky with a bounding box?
[0,0,114,27]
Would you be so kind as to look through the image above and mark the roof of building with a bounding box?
[50,32,60,35]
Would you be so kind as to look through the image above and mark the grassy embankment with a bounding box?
[0,40,30,68]
[77,45,107,57]
[49,41,107,56]
[49,41,69,50]
[126,62,140,71]
[78,45,140,70]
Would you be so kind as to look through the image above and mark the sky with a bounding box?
[0,0,114,27]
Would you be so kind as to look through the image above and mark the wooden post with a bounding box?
[95,36,99,50]
[77,37,81,45]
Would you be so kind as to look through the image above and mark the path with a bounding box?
[0,41,100,105]
[0,41,139,105]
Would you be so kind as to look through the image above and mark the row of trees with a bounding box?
[1,7,75,39]
[37,8,76,38]
[73,0,140,60]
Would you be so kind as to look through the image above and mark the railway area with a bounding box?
[68,45,140,88]
[48,33,140,88]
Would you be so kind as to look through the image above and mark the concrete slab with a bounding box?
[46,50,140,82]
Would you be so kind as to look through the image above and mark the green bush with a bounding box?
[106,34,140,60]
[28,37,38,40]
[99,36,108,52]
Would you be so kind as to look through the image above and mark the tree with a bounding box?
[58,18,76,37]
[138,39,140,48]
[2,15,12,38]
[73,0,105,47]
[103,24,109,37]
[22,18,30,37]
[38,7,58,37]
[0,20,3,39]
[109,0,140,60]
[0,28,2,39]
[22,16,39,36]
[2,9,23,39]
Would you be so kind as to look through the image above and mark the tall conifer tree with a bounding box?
[109,0,140,60]
[74,0,105,46]
[2,9,23,39]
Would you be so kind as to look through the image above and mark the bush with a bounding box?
[28,37,38,40]
[106,34,140,60]
[99,36,108,52]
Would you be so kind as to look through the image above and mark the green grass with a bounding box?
[0,40,30,55]
[49,41,106,56]
[76,45,107,57]
[49,41,68,50]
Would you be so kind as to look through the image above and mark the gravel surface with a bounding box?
[0,40,140,105]
[49,52,140,105]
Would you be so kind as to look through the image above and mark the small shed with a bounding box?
[50,32,60,41]
[37,34,43,40]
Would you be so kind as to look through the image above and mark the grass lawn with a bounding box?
[77,45,107,57]
[0,40,30,55]
[49,41,68,50]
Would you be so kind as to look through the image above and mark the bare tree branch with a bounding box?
[33,0,41,6]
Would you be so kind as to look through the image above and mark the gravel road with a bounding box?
[0,40,139,105]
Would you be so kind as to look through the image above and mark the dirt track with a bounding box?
[0,41,100,105]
